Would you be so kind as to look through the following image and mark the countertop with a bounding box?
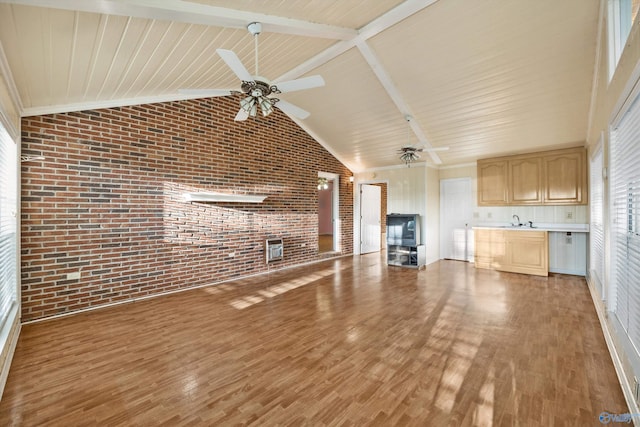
[472,223,589,233]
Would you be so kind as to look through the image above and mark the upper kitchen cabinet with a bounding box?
[477,147,587,206]
[542,149,587,205]
[477,159,509,205]
[509,157,542,204]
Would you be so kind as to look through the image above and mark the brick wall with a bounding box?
[20,96,353,321]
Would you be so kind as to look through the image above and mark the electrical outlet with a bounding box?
[228,252,235,258]
[487,212,492,219]
[473,212,480,219]
[301,243,307,247]
[566,211,573,219]
[66,271,81,280]
[565,237,572,245]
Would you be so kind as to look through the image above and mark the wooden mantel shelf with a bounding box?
[183,192,267,203]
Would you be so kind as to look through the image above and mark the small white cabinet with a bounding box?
[548,232,586,276]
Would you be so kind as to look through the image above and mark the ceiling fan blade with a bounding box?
[275,75,325,93]
[276,100,310,119]
[419,147,450,152]
[234,108,249,122]
[216,49,254,82]
[178,89,233,97]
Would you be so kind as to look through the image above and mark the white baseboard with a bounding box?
[586,276,639,425]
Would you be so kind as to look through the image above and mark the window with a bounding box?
[0,121,17,332]
[608,0,640,80]
[590,144,605,299]
[610,89,640,374]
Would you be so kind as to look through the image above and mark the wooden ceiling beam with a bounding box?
[0,0,357,40]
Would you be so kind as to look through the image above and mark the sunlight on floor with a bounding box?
[432,304,484,416]
[472,366,495,426]
[229,266,345,310]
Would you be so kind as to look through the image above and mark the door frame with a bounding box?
[318,171,339,252]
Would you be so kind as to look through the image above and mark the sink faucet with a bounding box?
[512,214,521,226]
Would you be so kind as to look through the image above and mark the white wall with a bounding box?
[375,166,426,220]
[424,166,440,264]
[353,165,426,254]
[354,164,439,261]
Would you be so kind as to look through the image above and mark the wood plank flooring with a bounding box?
[0,255,628,426]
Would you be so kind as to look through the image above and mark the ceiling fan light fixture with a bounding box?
[259,97,273,116]
[400,152,419,167]
[249,103,258,117]
[318,177,329,190]
[240,96,255,112]
[181,22,324,122]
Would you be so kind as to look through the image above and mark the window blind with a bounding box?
[0,122,17,331]
[611,92,640,354]
[590,146,605,299]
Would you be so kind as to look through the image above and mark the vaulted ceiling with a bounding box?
[0,0,601,171]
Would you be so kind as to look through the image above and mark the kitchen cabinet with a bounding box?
[477,159,508,205]
[477,147,587,206]
[474,229,548,276]
[503,230,548,276]
[474,228,505,269]
[509,157,542,204]
[542,150,587,205]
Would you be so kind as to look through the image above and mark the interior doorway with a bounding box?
[318,172,339,253]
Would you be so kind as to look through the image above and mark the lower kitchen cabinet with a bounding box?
[504,231,548,276]
[474,229,505,269]
[474,229,548,276]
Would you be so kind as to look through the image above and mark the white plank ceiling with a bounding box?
[0,0,600,171]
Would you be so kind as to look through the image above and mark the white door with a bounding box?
[360,184,381,254]
[440,178,473,261]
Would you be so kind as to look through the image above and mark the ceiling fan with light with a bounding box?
[397,115,449,166]
[179,22,325,121]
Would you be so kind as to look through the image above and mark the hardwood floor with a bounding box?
[0,255,627,426]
